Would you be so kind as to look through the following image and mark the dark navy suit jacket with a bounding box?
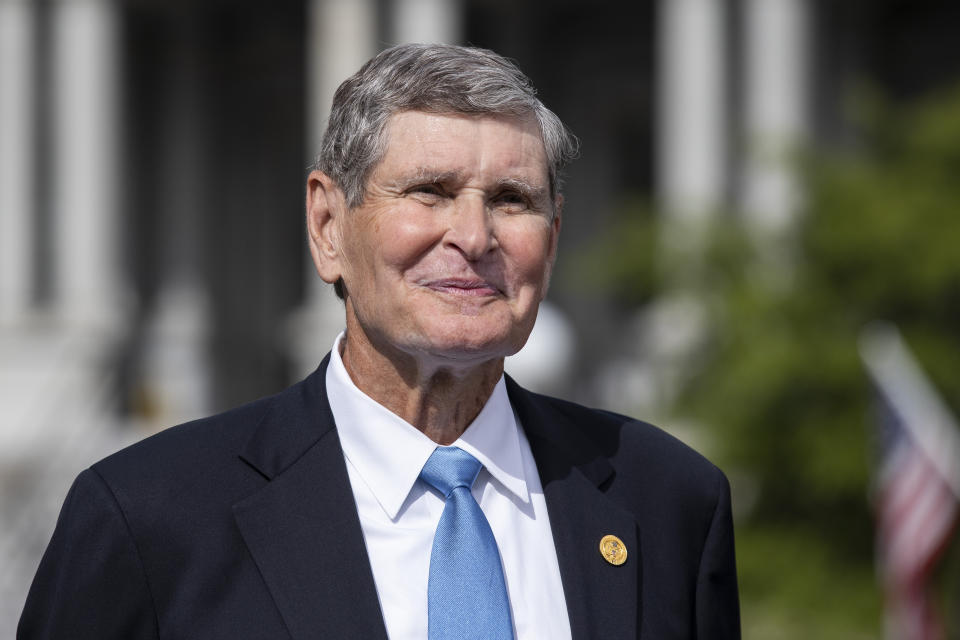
[19,356,740,639]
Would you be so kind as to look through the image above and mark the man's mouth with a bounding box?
[423,278,501,297]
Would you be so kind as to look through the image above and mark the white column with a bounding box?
[657,0,727,224]
[740,0,808,234]
[307,0,377,158]
[391,0,463,45]
[50,0,124,330]
[0,0,36,325]
[632,0,727,418]
[289,0,378,379]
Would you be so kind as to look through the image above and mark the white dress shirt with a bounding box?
[326,333,572,640]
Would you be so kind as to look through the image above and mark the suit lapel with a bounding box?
[507,378,641,640]
[232,358,388,640]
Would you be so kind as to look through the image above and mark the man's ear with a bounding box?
[548,196,563,264]
[306,170,348,285]
[542,197,563,295]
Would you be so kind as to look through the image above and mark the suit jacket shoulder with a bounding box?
[509,380,730,516]
[506,379,740,639]
[19,362,386,640]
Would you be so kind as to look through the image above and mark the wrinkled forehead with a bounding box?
[377,110,550,185]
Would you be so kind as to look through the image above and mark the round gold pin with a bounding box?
[599,534,627,566]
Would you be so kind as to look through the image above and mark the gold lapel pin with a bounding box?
[599,534,627,566]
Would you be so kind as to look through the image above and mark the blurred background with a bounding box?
[2,0,960,636]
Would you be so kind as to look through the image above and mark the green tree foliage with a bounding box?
[576,86,960,636]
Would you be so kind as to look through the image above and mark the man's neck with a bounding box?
[339,325,504,446]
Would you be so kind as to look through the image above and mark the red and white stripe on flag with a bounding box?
[877,440,957,639]
[862,326,960,640]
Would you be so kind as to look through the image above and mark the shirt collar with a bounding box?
[325,332,530,520]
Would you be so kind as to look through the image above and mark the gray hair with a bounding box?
[315,43,578,209]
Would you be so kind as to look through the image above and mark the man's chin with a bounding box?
[411,332,523,367]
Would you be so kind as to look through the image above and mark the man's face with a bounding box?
[332,110,560,368]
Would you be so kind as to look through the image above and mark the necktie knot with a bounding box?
[420,446,483,497]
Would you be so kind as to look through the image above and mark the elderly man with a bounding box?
[20,44,739,639]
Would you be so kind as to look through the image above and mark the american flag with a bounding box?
[860,326,960,640]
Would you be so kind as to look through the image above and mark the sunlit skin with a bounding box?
[306,111,561,444]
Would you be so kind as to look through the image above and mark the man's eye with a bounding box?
[493,191,528,209]
[408,184,445,198]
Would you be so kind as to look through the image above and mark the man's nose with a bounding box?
[444,194,497,260]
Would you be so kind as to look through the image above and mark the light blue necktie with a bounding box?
[420,446,514,640]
